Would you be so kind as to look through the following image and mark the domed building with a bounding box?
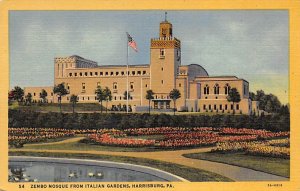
[25,17,259,115]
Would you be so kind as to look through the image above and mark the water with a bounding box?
[9,157,185,182]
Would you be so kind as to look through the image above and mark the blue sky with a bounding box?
[9,10,289,103]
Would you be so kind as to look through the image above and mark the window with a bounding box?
[225,104,228,110]
[34,93,36,96]
[82,97,85,100]
[225,84,231,95]
[90,72,93,76]
[114,96,117,100]
[121,71,125,75]
[85,72,88,76]
[51,93,53,96]
[145,84,148,88]
[132,71,135,75]
[137,71,141,75]
[236,104,239,110]
[214,104,217,110]
[214,84,220,94]
[80,72,82,76]
[88,97,90,100]
[82,83,86,90]
[105,72,108,76]
[113,82,118,89]
[179,83,181,87]
[67,83,70,90]
[161,67,164,71]
[161,80,164,84]
[75,73,77,77]
[203,105,206,110]
[95,72,98,75]
[130,82,134,89]
[231,104,234,110]
[111,72,114,75]
[160,49,165,57]
[69,73,72,77]
[116,72,119,76]
[67,97,69,100]
[100,72,103,76]
[143,71,146,75]
[204,85,209,95]
[209,105,211,110]
[220,104,223,110]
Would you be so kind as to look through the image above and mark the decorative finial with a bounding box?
[165,12,167,22]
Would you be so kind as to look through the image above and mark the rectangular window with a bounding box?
[85,72,88,76]
[203,105,206,110]
[220,104,223,110]
[225,104,228,110]
[100,72,103,76]
[132,71,135,75]
[137,71,141,75]
[105,72,108,75]
[75,73,77,76]
[236,104,240,110]
[143,71,146,75]
[231,104,234,110]
[214,104,217,110]
[90,72,93,76]
[111,72,114,75]
[160,49,165,57]
[209,105,211,110]
[80,72,82,76]
[130,82,134,89]
[69,73,72,77]
[82,83,86,90]
[95,72,98,75]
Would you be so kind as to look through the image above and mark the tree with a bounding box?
[146,90,154,114]
[40,89,48,103]
[103,87,112,113]
[169,89,181,115]
[13,86,24,103]
[95,86,106,113]
[250,90,282,113]
[227,88,241,114]
[25,93,32,105]
[53,83,69,112]
[70,94,78,113]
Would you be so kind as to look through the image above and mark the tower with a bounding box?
[150,15,181,109]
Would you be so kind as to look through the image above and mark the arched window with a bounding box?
[204,85,209,95]
[214,84,220,94]
[224,84,231,95]
[113,82,117,89]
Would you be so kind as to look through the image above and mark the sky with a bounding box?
[9,11,289,104]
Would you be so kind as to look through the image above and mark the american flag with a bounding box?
[127,32,138,52]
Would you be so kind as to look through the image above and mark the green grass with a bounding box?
[9,151,232,182]
[9,102,105,112]
[183,152,289,178]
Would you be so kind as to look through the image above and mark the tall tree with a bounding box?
[146,90,154,114]
[95,86,106,113]
[249,90,282,113]
[13,86,24,103]
[25,93,32,105]
[227,88,241,114]
[169,89,181,115]
[103,87,112,113]
[70,94,78,113]
[53,83,69,112]
[40,89,48,103]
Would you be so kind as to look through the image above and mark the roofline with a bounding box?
[187,64,209,76]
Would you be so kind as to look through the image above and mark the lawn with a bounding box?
[9,151,232,182]
[9,102,105,112]
[183,152,289,178]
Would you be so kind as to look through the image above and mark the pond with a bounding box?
[9,156,186,182]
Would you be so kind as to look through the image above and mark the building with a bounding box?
[24,17,259,115]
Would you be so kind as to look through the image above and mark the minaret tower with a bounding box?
[150,13,181,101]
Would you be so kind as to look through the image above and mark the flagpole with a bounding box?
[126,34,129,113]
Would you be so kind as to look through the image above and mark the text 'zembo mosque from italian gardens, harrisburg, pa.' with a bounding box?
[24,15,259,115]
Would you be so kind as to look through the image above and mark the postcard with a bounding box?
[0,0,300,191]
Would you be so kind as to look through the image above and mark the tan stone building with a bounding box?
[24,18,259,115]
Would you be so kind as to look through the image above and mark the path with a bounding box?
[10,138,288,181]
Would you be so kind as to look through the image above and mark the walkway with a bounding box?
[10,138,288,181]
